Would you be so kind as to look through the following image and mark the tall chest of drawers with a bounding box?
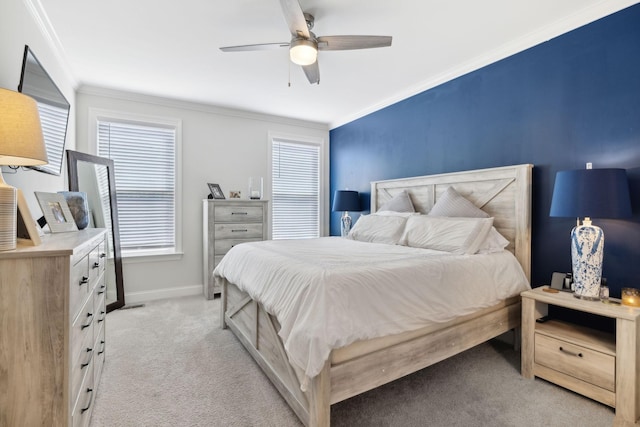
[0,229,107,427]
[203,199,268,299]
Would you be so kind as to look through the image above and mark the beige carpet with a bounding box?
[89,295,614,427]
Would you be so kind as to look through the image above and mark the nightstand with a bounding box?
[521,286,640,425]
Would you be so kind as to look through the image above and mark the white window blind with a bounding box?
[271,140,320,239]
[98,120,176,251]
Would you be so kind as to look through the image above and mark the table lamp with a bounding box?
[332,190,361,237]
[549,165,632,300]
[0,88,48,251]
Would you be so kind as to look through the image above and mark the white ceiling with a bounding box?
[36,0,636,128]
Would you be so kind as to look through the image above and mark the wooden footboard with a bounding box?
[221,279,521,427]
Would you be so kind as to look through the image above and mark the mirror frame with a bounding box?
[67,150,125,312]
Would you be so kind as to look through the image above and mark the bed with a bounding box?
[214,164,533,427]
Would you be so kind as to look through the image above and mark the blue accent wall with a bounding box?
[330,5,640,297]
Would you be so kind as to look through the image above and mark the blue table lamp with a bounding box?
[550,166,632,299]
[333,190,361,237]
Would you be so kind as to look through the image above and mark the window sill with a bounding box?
[122,249,184,264]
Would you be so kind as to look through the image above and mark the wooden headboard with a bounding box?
[371,164,533,281]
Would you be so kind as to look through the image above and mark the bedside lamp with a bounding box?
[0,88,48,251]
[332,190,361,237]
[549,166,632,300]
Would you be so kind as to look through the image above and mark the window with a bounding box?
[271,138,321,239]
[96,116,180,255]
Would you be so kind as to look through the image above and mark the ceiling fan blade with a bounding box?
[302,61,320,84]
[220,42,289,52]
[317,35,392,51]
[279,0,310,39]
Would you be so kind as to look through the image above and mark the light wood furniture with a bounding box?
[220,164,533,427]
[0,229,107,427]
[521,286,640,425]
[203,199,268,299]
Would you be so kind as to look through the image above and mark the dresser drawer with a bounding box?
[88,245,105,284]
[72,366,95,427]
[71,296,95,366]
[214,223,263,240]
[71,325,95,407]
[214,238,263,256]
[215,205,263,222]
[535,333,615,391]
[70,256,90,321]
[94,320,106,388]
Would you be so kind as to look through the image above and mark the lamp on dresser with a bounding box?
[332,190,361,237]
[0,88,47,251]
[549,164,632,300]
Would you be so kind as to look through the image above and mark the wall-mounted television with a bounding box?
[18,45,70,176]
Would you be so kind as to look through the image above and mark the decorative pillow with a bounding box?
[373,211,419,218]
[477,227,510,254]
[428,186,489,218]
[348,214,408,245]
[378,190,415,213]
[400,216,494,254]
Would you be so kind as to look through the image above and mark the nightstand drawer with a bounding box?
[535,333,615,391]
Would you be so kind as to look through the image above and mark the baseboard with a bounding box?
[124,285,203,305]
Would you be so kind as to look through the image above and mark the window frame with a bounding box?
[88,108,183,260]
[268,132,329,239]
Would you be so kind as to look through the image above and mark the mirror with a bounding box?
[18,45,70,176]
[67,150,125,312]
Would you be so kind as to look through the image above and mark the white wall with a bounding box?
[0,0,77,215]
[76,87,329,303]
[2,0,330,303]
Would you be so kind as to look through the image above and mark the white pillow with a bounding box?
[400,216,494,254]
[348,214,407,245]
[378,190,415,213]
[373,211,419,218]
[476,227,510,254]
[428,186,489,218]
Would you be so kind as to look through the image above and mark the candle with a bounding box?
[251,190,260,199]
[621,288,640,307]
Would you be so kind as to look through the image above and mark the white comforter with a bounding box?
[213,237,530,383]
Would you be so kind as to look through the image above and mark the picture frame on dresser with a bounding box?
[208,183,225,199]
[34,191,78,233]
[16,189,42,245]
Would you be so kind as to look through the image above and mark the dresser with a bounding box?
[0,229,107,427]
[203,199,268,299]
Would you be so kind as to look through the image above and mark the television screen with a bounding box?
[18,45,70,176]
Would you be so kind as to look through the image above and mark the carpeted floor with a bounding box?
[89,295,614,427]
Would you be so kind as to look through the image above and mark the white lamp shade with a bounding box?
[0,88,48,166]
[290,39,317,66]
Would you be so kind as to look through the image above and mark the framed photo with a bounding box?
[16,189,42,245]
[208,183,225,200]
[229,190,241,199]
[34,191,78,233]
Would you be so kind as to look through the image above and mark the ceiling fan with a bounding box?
[219,0,392,84]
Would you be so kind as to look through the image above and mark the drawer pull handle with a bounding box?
[98,340,106,355]
[100,253,107,258]
[231,229,248,232]
[231,212,248,215]
[92,262,100,269]
[81,348,94,368]
[79,276,89,286]
[559,346,583,358]
[81,313,94,329]
[80,388,94,413]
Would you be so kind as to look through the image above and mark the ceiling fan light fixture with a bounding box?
[290,39,317,66]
